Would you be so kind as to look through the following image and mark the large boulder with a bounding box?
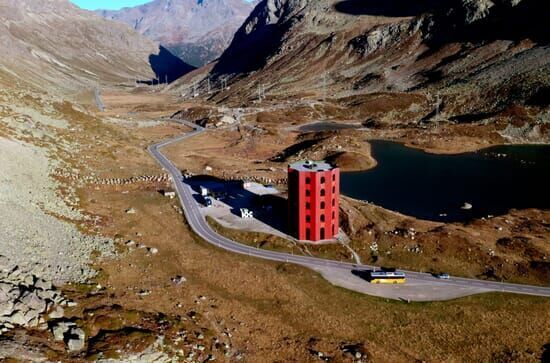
[19,291,47,313]
[67,327,86,352]
[0,300,14,317]
[6,310,30,326]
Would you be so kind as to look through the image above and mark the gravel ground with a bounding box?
[0,137,114,284]
[0,91,115,349]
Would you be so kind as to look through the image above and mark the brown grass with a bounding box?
[77,179,550,362]
[207,216,354,262]
[44,90,550,362]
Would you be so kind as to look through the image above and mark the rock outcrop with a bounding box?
[0,255,69,335]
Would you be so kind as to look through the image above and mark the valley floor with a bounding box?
[0,87,549,361]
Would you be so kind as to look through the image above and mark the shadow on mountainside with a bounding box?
[139,46,196,85]
[426,0,549,45]
[335,0,547,43]
[334,0,444,17]
[212,22,289,77]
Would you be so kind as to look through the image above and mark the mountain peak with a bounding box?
[97,0,256,67]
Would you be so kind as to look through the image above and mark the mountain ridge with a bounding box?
[196,0,548,123]
[0,0,167,93]
[97,0,256,67]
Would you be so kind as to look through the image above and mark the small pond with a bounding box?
[298,121,361,132]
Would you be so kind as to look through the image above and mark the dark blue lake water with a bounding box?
[340,140,550,222]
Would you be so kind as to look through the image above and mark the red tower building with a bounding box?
[288,160,340,241]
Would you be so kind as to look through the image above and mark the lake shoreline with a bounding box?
[340,140,550,223]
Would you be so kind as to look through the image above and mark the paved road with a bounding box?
[148,120,550,299]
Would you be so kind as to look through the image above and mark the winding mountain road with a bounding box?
[148,120,550,300]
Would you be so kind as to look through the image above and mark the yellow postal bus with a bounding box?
[370,271,406,284]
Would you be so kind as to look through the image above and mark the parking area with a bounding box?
[185,176,292,239]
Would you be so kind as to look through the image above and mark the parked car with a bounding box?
[203,197,212,207]
[435,273,450,279]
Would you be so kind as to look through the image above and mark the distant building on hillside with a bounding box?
[288,160,340,242]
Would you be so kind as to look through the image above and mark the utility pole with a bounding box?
[207,77,211,94]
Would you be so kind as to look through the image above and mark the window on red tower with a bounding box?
[320,201,325,209]
[306,190,310,197]
[306,228,311,240]
[332,199,335,207]
[332,186,336,193]
[320,214,325,222]
[305,177,311,184]
[321,176,325,184]
[332,211,335,219]
[332,174,336,181]
[306,215,311,223]
[320,189,325,196]
[306,202,311,209]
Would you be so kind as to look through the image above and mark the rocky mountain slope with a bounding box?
[97,0,256,67]
[0,0,151,352]
[0,0,190,93]
[192,0,548,129]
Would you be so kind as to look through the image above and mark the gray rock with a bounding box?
[48,305,65,319]
[6,311,29,326]
[52,324,68,341]
[67,338,85,352]
[171,276,186,285]
[67,327,86,352]
[0,290,10,304]
[51,321,76,341]
[20,291,47,313]
[0,255,10,272]
[27,316,41,328]
[461,202,473,210]
[36,288,56,300]
[0,300,14,316]
[7,287,20,300]
[23,308,41,324]
[72,327,85,340]
[34,278,53,291]
[23,274,35,286]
